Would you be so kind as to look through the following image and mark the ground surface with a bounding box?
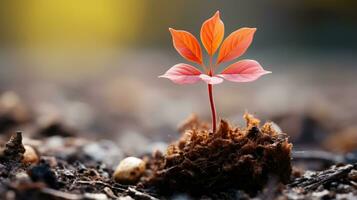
[0,90,357,200]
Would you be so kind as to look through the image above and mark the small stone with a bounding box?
[348,169,357,181]
[22,145,39,164]
[15,172,30,181]
[118,196,134,200]
[63,169,75,178]
[337,184,353,193]
[336,193,356,200]
[83,193,108,200]
[312,190,330,199]
[113,157,145,184]
[103,187,117,199]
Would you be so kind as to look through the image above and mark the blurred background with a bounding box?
[0,0,357,154]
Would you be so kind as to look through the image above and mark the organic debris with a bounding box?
[144,113,292,195]
[285,163,357,199]
[0,132,26,164]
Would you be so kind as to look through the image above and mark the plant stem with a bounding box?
[208,83,217,133]
[203,56,217,133]
[207,69,217,133]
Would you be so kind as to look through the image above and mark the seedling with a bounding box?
[160,11,271,133]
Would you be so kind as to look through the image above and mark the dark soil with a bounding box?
[0,132,158,200]
[0,101,356,199]
[144,113,292,196]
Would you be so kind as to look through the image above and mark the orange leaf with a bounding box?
[217,28,256,64]
[169,28,203,64]
[200,11,224,56]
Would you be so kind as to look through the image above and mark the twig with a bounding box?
[127,187,160,200]
[41,188,82,200]
[305,165,354,191]
[77,180,159,200]
[288,164,356,191]
[77,180,126,192]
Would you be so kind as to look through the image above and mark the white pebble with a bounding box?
[113,157,145,183]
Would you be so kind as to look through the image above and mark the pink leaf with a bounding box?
[199,74,224,85]
[218,60,271,82]
[159,63,202,84]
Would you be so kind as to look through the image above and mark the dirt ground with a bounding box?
[0,91,356,200]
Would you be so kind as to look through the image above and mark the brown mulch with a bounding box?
[143,113,292,196]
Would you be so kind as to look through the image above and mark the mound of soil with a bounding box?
[145,113,293,195]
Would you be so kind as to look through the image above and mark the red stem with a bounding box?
[208,84,216,133]
[204,56,217,133]
[207,71,217,133]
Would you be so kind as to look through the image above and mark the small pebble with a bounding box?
[63,169,75,178]
[336,184,352,193]
[348,169,357,181]
[83,193,108,200]
[15,172,30,181]
[118,196,134,200]
[113,157,145,183]
[103,187,117,199]
[312,190,330,199]
[22,145,39,164]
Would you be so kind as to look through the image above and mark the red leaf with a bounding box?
[169,28,203,64]
[218,60,271,82]
[217,28,256,64]
[200,11,224,56]
[159,63,202,84]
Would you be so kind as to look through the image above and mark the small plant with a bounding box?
[160,11,271,133]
